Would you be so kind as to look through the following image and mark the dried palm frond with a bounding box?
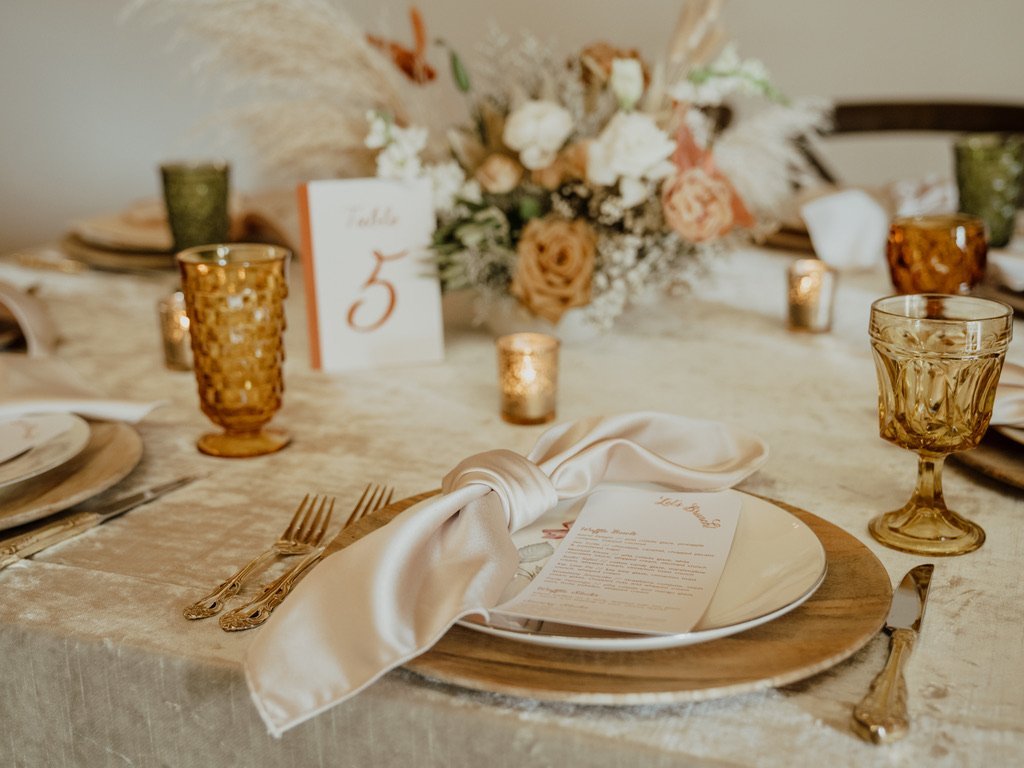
[123,0,433,182]
[664,0,726,83]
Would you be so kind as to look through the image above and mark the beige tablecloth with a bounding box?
[0,248,1022,767]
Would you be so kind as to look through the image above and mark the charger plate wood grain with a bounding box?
[953,429,1024,492]
[335,491,892,704]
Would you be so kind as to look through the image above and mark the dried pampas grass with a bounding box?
[124,0,428,183]
[713,98,831,218]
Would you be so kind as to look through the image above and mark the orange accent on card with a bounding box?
[296,183,322,369]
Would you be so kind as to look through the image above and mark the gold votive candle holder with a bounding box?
[787,258,837,332]
[157,291,192,371]
[497,333,559,425]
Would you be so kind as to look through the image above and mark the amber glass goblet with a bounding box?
[886,214,987,295]
[178,244,291,458]
[869,294,1012,555]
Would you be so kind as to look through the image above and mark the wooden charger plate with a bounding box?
[333,492,892,705]
[0,422,143,531]
[953,429,1024,492]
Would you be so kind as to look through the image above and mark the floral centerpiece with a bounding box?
[133,0,826,330]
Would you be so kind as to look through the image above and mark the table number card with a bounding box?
[298,178,444,371]
[494,489,742,635]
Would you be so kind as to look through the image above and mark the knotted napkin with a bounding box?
[245,411,769,736]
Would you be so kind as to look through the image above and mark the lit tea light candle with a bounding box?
[497,333,560,425]
[787,258,837,333]
[158,291,193,371]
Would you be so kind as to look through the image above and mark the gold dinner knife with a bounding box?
[0,475,195,571]
[852,563,934,744]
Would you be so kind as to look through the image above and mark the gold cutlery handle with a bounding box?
[852,627,916,744]
[0,513,97,570]
[183,549,279,620]
[218,548,324,632]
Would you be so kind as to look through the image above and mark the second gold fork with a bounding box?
[219,484,394,631]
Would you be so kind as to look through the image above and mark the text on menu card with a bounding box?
[493,489,742,635]
[298,178,444,372]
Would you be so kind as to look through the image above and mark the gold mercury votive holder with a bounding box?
[497,333,560,425]
[787,258,837,332]
[157,291,192,371]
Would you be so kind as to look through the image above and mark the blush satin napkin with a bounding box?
[245,411,770,736]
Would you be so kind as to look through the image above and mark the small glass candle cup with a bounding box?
[787,258,837,332]
[161,161,231,253]
[496,333,560,425]
[157,291,192,371]
[886,214,987,295]
[954,133,1023,248]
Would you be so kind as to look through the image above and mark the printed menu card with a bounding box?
[298,178,444,372]
[494,489,742,635]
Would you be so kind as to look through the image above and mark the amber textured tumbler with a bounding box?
[178,244,291,458]
[886,214,987,295]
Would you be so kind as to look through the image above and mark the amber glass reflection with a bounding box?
[178,244,291,458]
[869,294,1012,555]
[886,214,987,295]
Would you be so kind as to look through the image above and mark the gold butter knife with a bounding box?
[852,563,934,744]
[0,476,195,571]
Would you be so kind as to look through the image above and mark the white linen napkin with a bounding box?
[0,355,163,422]
[801,189,889,270]
[992,361,1024,427]
[0,280,58,356]
[245,411,770,736]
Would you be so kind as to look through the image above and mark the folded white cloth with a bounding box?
[887,175,957,218]
[0,280,58,356]
[0,355,163,422]
[801,188,889,270]
[985,239,1024,291]
[245,411,769,736]
[992,361,1024,427]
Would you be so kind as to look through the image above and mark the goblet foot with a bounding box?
[868,504,985,556]
[197,427,291,458]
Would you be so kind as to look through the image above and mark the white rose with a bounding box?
[502,100,574,171]
[609,58,644,111]
[586,112,676,203]
[424,161,466,213]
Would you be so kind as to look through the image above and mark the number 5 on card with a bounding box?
[298,178,444,371]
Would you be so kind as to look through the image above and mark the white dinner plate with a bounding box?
[458,488,827,651]
[0,413,91,489]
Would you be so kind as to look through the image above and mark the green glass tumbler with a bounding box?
[161,161,231,253]
[954,134,1023,248]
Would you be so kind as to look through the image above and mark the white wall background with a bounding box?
[2,0,1023,251]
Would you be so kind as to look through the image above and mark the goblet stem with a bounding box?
[868,452,985,556]
[909,454,945,512]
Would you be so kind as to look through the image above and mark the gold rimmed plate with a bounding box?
[0,413,90,489]
[0,422,143,531]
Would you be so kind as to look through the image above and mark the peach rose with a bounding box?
[531,141,590,190]
[662,167,738,243]
[474,154,523,194]
[511,217,597,323]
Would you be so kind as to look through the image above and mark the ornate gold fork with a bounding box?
[219,484,394,632]
[183,495,335,620]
